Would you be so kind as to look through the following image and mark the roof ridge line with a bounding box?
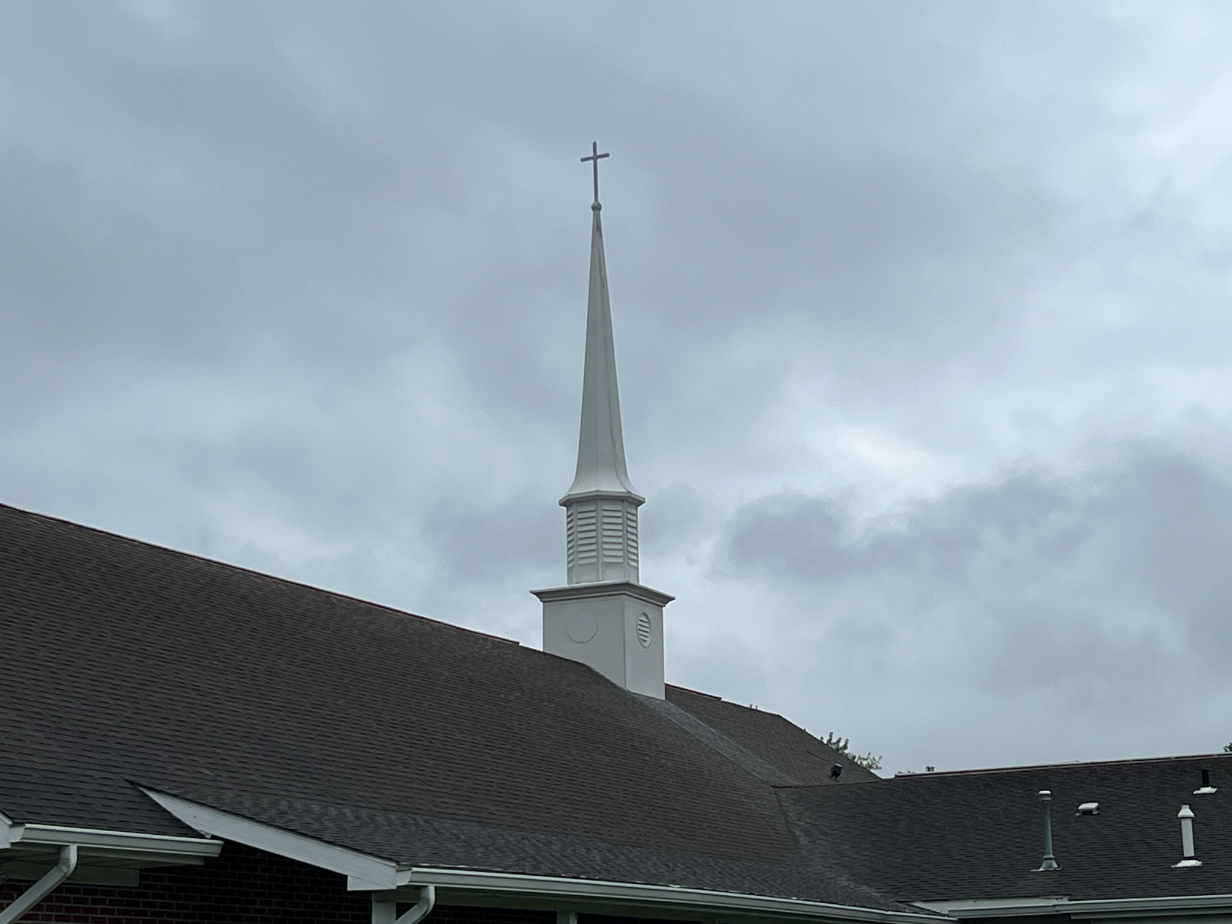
[0,501,522,647]
[633,694,792,785]
[888,752,1232,780]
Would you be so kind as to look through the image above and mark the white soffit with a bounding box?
[140,788,401,890]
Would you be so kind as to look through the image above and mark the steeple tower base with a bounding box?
[533,581,673,699]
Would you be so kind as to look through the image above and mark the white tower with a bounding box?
[533,144,673,699]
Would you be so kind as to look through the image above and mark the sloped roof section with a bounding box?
[0,502,901,911]
[779,755,1232,903]
[666,686,880,786]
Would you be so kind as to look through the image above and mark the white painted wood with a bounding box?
[915,895,1232,918]
[140,789,399,890]
[8,822,220,857]
[535,196,673,698]
[398,866,942,924]
[534,581,672,698]
[560,203,643,514]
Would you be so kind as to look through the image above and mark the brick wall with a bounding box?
[0,843,555,924]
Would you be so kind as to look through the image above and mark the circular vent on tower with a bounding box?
[636,612,653,648]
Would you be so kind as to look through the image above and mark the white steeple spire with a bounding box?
[560,144,643,585]
[533,144,672,699]
[562,200,643,502]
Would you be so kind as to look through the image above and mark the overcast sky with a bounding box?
[4,0,1232,774]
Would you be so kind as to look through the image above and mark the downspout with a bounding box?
[372,884,435,924]
[0,844,78,924]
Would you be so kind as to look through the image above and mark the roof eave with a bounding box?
[139,787,935,924]
[396,867,947,924]
[914,894,1232,920]
[1,818,220,858]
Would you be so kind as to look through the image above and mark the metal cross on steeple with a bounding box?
[580,142,609,204]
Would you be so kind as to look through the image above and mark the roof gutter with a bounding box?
[915,894,1232,920]
[0,844,77,924]
[2,821,222,857]
[398,867,945,924]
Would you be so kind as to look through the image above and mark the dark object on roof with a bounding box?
[1196,767,1217,794]
[831,764,843,780]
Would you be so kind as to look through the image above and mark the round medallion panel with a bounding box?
[567,611,599,643]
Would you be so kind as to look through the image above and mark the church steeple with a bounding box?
[563,196,642,501]
[561,144,644,584]
[533,144,672,699]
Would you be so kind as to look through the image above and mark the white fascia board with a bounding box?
[140,788,400,890]
[913,899,1072,916]
[915,895,1232,919]
[0,814,15,849]
[1068,895,1232,919]
[0,818,219,857]
[400,867,947,924]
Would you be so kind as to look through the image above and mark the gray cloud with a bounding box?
[703,446,1232,769]
[3,0,1232,773]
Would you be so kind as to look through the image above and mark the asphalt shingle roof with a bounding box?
[778,756,1232,902]
[0,503,900,911]
[5,501,1229,911]
[663,686,879,786]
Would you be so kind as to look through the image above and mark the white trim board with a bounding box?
[0,817,220,858]
[400,867,943,924]
[914,896,1232,920]
[140,788,402,890]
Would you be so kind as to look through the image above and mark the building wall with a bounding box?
[0,843,553,924]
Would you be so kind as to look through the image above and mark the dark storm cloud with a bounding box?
[706,446,1232,768]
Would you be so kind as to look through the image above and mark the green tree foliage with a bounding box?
[823,732,883,771]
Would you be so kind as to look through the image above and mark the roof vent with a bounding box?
[1034,790,1060,871]
[1194,769,1217,795]
[830,763,843,780]
[1172,805,1202,868]
[1076,802,1100,815]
